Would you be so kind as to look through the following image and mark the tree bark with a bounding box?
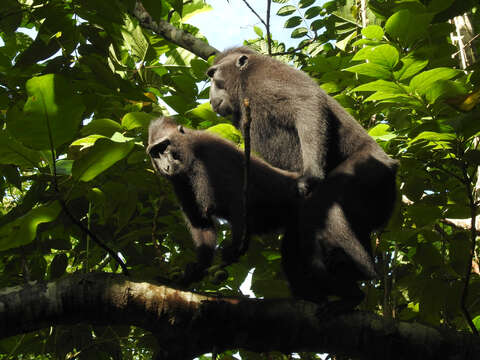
[0,273,479,360]
[132,1,219,60]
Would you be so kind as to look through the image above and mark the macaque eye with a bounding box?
[206,67,216,78]
[149,139,170,158]
[215,79,225,90]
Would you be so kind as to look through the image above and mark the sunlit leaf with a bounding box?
[72,139,135,182]
[385,10,432,47]
[344,63,391,79]
[6,74,85,150]
[284,16,302,28]
[291,27,308,38]
[122,112,157,130]
[277,5,296,16]
[206,124,242,145]
[394,57,429,81]
[352,44,399,68]
[361,25,384,40]
[0,201,62,251]
[410,68,461,96]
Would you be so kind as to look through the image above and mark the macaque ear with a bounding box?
[236,55,249,70]
[177,125,185,134]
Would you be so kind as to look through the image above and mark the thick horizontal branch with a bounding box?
[0,273,479,359]
[132,1,219,60]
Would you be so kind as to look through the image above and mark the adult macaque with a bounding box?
[147,116,298,284]
[207,46,398,200]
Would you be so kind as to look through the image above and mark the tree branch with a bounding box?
[132,1,218,60]
[0,273,479,360]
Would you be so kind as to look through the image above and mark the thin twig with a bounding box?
[461,162,479,336]
[240,0,267,28]
[242,98,252,256]
[266,0,272,56]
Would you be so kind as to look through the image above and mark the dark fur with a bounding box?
[207,47,398,306]
[147,116,299,284]
[207,46,398,198]
[148,117,385,307]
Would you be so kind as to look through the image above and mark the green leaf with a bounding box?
[427,0,455,13]
[473,316,480,332]
[56,159,73,175]
[364,92,411,102]
[284,16,302,28]
[191,59,209,80]
[343,63,391,80]
[352,45,399,68]
[425,80,467,104]
[310,19,324,31]
[253,26,263,37]
[368,124,396,141]
[72,139,135,182]
[0,201,62,251]
[305,6,321,19]
[299,0,315,8]
[6,74,85,150]
[394,57,429,81]
[353,80,405,93]
[385,10,432,47]
[273,0,290,4]
[335,31,357,51]
[206,124,242,145]
[141,0,164,20]
[166,0,183,16]
[81,119,123,137]
[181,1,212,21]
[361,25,384,40]
[122,112,157,130]
[291,27,308,38]
[277,5,296,16]
[410,68,461,96]
[121,17,149,62]
[0,130,42,167]
[409,131,455,145]
[71,135,107,150]
[0,0,22,33]
[187,102,219,122]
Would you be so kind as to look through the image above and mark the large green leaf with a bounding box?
[0,130,42,167]
[344,63,391,79]
[7,74,85,150]
[353,80,405,93]
[0,201,62,251]
[361,25,384,40]
[206,124,242,145]
[352,44,399,68]
[122,112,157,130]
[410,68,461,96]
[385,10,432,47]
[81,119,123,137]
[187,102,219,123]
[394,57,429,81]
[72,139,135,182]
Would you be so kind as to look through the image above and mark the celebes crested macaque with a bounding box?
[148,117,390,309]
